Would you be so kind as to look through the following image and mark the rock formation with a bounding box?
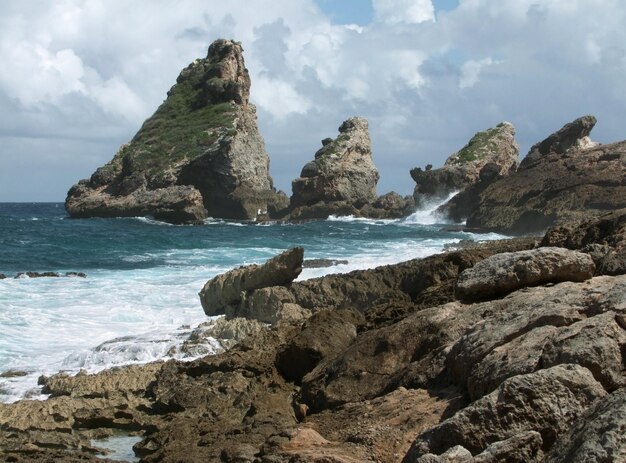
[65,39,286,224]
[199,247,305,323]
[467,115,626,233]
[286,117,414,220]
[3,209,626,461]
[411,122,519,207]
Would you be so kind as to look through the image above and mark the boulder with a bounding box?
[542,208,626,275]
[454,247,595,302]
[447,275,626,401]
[66,39,285,224]
[299,301,484,411]
[411,122,518,207]
[402,365,607,462]
[544,387,626,462]
[199,247,304,320]
[466,116,626,233]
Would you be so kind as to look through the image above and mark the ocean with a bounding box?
[0,201,502,403]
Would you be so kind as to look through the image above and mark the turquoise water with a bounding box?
[0,202,500,402]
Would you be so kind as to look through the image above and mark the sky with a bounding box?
[1,0,625,202]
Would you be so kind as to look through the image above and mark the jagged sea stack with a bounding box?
[467,115,626,233]
[65,39,285,224]
[411,122,519,207]
[288,117,380,219]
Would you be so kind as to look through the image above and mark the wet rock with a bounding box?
[180,317,267,356]
[454,247,595,302]
[402,365,607,462]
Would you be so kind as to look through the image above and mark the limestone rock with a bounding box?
[454,247,595,302]
[467,116,626,233]
[542,208,626,275]
[544,387,626,462]
[199,247,304,320]
[447,275,626,401]
[299,301,483,411]
[66,39,284,224]
[275,309,364,383]
[402,365,607,462]
[520,115,598,169]
[411,122,519,206]
[288,117,380,218]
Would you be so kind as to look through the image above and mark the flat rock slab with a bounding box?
[455,247,595,302]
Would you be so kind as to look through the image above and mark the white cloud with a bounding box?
[459,57,498,89]
[1,0,626,201]
[253,77,312,118]
[372,0,435,24]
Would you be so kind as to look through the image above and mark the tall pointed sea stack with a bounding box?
[65,39,285,224]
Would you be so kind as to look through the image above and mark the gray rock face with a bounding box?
[447,275,626,401]
[544,387,626,462]
[288,117,380,219]
[542,208,626,276]
[66,39,285,224]
[402,365,607,462]
[411,122,519,206]
[199,247,304,322]
[455,247,595,302]
[467,116,626,233]
[520,115,598,169]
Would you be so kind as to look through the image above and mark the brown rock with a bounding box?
[66,39,285,224]
[288,117,380,219]
[454,247,595,302]
[199,247,303,319]
[544,387,626,462]
[411,122,519,207]
[402,365,607,462]
[466,116,626,233]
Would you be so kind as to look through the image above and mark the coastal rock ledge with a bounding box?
[65,39,286,224]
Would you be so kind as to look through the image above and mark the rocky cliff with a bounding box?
[411,122,519,207]
[65,39,286,224]
[286,117,413,220]
[467,115,626,233]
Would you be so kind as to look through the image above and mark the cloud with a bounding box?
[459,57,498,89]
[372,0,435,24]
[1,0,626,201]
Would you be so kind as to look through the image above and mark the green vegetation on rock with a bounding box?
[108,73,236,178]
[450,126,507,165]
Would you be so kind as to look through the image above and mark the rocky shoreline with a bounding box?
[2,209,625,462]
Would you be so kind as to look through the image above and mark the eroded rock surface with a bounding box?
[285,117,413,220]
[3,232,626,462]
[411,122,519,207]
[66,39,285,224]
[454,247,595,302]
[467,116,626,233]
